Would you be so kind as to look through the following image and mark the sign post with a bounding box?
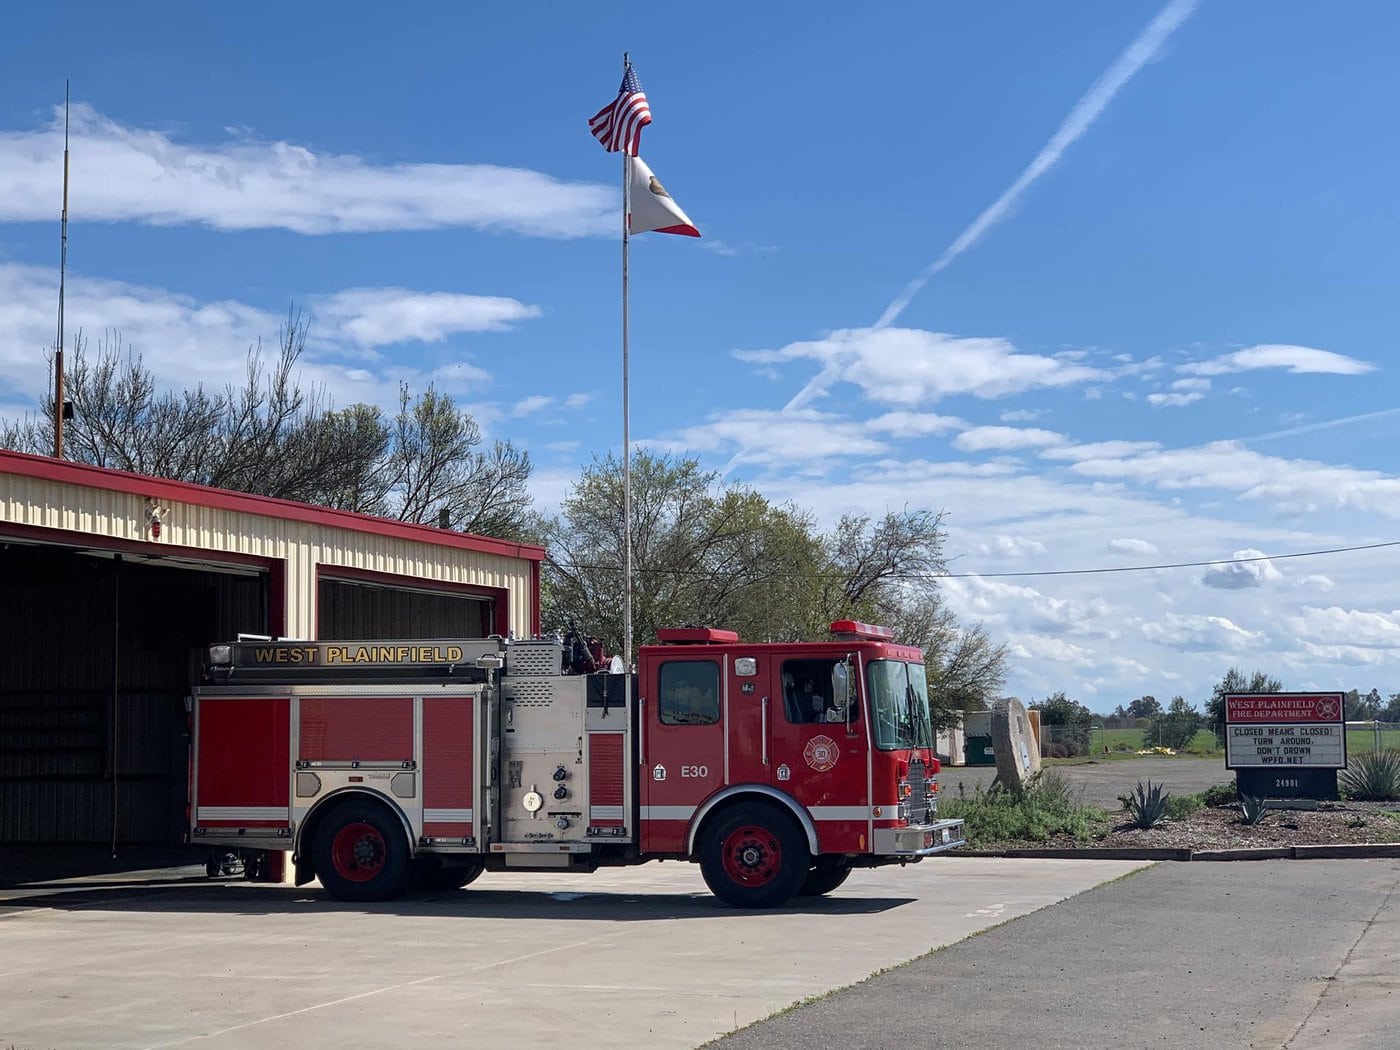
[1225,692,1345,800]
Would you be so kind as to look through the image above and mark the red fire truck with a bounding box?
[189,621,965,908]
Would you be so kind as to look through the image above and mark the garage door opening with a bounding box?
[0,542,268,847]
[318,574,498,640]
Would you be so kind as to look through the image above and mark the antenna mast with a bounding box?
[53,80,70,459]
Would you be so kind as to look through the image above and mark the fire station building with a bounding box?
[0,449,543,848]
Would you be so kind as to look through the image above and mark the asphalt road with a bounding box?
[943,755,1231,809]
[712,859,1400,1050]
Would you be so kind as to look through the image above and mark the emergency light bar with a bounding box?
[655,627,741,645]
[829,620,895,641]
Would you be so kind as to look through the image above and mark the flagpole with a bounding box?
[621,53,634,674]
[54,79,70,460]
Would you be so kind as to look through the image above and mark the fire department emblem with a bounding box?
[1316,697,1340,720]
[803,735,839,772]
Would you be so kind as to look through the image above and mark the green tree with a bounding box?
[1344,688,1383,721]
[1207,668,1283,746]
[1031,691,1094,756]
[1143,695,1202,750]
[1126,695,1162,720]
[540,451,828,650]
[540,451,1009,724]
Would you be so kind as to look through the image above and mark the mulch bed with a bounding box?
[978,801,1400,853]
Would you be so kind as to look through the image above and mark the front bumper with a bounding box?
[872,818,966,857]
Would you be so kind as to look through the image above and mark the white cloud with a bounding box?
[1300,574,1336,592]
[0,104,613,237]
[1288,606,1400,650]
[1141,613,1260,652]
[314,288,539,348]
[1069,440,1400,518]
[736,328,1104,407]
[0,262,515,409]
[1181,344,1376,377]
[1200,548,1282,590]
[564,393,592,408]
[999,408,1046,423]
[954,425,1065,453]
[661,408,886,467]
[1147,390,1205,408]
[866,411,965,437]
[512,395,554,417]
[983,535,1048,559]
[1041,440,1162,462]
[1110,538,1159,556]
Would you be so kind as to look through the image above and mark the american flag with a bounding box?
[589,65,652,156]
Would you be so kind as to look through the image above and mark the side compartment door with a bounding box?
[767,656,869,852]
[640,654,725,853]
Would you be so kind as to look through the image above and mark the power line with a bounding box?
[550,539,1400,582]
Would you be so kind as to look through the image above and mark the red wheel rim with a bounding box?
[331,821,386,882]
[720,825,782,887]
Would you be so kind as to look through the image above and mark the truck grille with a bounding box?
[907,758,931,824]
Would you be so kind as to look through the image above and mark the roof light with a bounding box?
[208,644,232,666]
[655,627,741,645]
[829,620,895,641]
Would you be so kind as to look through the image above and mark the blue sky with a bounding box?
[3,1,1399,711]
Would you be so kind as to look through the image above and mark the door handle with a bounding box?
[761,696,769,766]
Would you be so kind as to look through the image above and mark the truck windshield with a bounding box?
[866,660,934,751]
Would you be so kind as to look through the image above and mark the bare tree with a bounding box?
[0,310,534,540]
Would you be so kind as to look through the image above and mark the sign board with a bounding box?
[1224,692,1345,770]
[1225,692,1344,800]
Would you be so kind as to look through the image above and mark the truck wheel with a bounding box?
[414,858,485,892]
[699,803,809,909]
[797,857,852,896]
[312,799,411,902]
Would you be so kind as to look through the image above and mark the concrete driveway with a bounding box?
[1,856,1144,1049]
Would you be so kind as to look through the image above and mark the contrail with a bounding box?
[719,0,1199,476]
[1243,407,1400,443]
[876,0,1199,329]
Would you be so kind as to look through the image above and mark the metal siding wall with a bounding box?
[1,473,536,639]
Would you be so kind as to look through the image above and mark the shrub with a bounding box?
[939,774,1109,846]
[1239,796,1268,825]
[1340,749,1400,801]
[1198,782,1239,808]
[1166,794,1202,822]
[1127,780,1171,829]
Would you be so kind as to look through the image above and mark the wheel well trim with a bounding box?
[686,785,818,856]
[294,787,415,860]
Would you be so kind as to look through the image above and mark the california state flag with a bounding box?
[627,155,700,237]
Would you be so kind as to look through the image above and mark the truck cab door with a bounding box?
[766,655,868,847]
[639,653,726,854]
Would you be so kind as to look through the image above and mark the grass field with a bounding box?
[1085,724,1400,758]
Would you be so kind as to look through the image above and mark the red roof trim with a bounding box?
[1,448,545,563]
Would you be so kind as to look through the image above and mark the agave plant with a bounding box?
[1239,795,1268,825]
[1340,749,1400,801]
[1127,779,1171,829]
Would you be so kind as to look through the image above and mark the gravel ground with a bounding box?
[941,754,1230,808]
